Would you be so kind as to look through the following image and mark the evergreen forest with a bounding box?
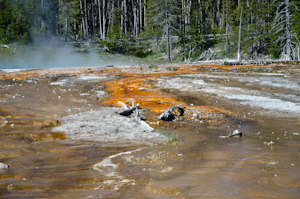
[1,0,300,62]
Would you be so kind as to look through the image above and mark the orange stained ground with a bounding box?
[100,70,238,116]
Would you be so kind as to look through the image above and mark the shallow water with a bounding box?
[0,65,300,198]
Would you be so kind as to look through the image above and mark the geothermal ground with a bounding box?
[0,63,300,198]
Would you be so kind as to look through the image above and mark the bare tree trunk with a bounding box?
[124,0,127,35]
[80,0,86,40]
[98,0,103,39]
[133,0,138,36]
[107,0,113,35]
[225,13,229,59]
[298,44,300,61]
[121,1,124,35]
[84,0,88,39]
[91,0,95,33]
[165,0,171,62]
[103,0,106,40]
[41,0,45,31]
[285,0,292,60]
[139,0,142,30]
[237,6,243,61]
[65,0,68,42]
[144,0,147,27]
[156,35,159,54]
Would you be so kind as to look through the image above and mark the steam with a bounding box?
[0,42,138,70]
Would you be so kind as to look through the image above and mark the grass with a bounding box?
[223,61,231,66]
[165,66,172,71]
[262,165,273,172]
[160,130,178,143]
[146,53,163,59]
[148,64,158,69]
[254,68,266,73]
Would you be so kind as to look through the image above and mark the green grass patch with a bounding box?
[254,68,266,73]
[148,64,158,69]
[223,61,231,66]
[160,130,178,143]
[146,53,163,59]
[165,66,172,71]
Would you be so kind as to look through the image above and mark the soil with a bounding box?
[0,63,300,198]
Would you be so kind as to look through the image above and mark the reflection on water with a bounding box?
[1,66,300,198]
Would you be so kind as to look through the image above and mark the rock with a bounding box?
[219,129,242,139]
[0,163,9,169]
[159,105,185,121]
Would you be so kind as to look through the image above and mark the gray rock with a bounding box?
[0,162,9,169]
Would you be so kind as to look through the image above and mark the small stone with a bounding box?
[0,162,9,169]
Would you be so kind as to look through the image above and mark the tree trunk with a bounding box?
[121,1,124,35]
[237,6,243,61]
[144,0,147,27]
[65,0,68,42]
[91,0,95,33]
[156,35,159,54]
[103,0,106,40]
[98,0,103,39]
[285,0,292,60]
[124,0,127,35]
[167,23,171,62]
[165,0,171,62]
[139,0,142,30]
[84,0,88,40]
[133,0,137,36]
[80,0,86,40]
[225,13,228,59]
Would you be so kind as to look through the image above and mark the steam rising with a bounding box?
[0,42,138,70]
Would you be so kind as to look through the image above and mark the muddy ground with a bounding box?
[0,63,300,198]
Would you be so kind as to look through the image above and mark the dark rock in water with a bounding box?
[0,163,9,169]
[159,105,184,121]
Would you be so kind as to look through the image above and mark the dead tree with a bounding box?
[237,6,243,61]
[272,0,299,60]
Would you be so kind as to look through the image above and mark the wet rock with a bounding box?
[219,130,242,138]
[0,163,9,169]
[159,105,185,121]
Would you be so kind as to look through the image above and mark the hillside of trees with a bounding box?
[1,0,300,62]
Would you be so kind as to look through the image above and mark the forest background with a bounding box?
[1,0,300,63]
